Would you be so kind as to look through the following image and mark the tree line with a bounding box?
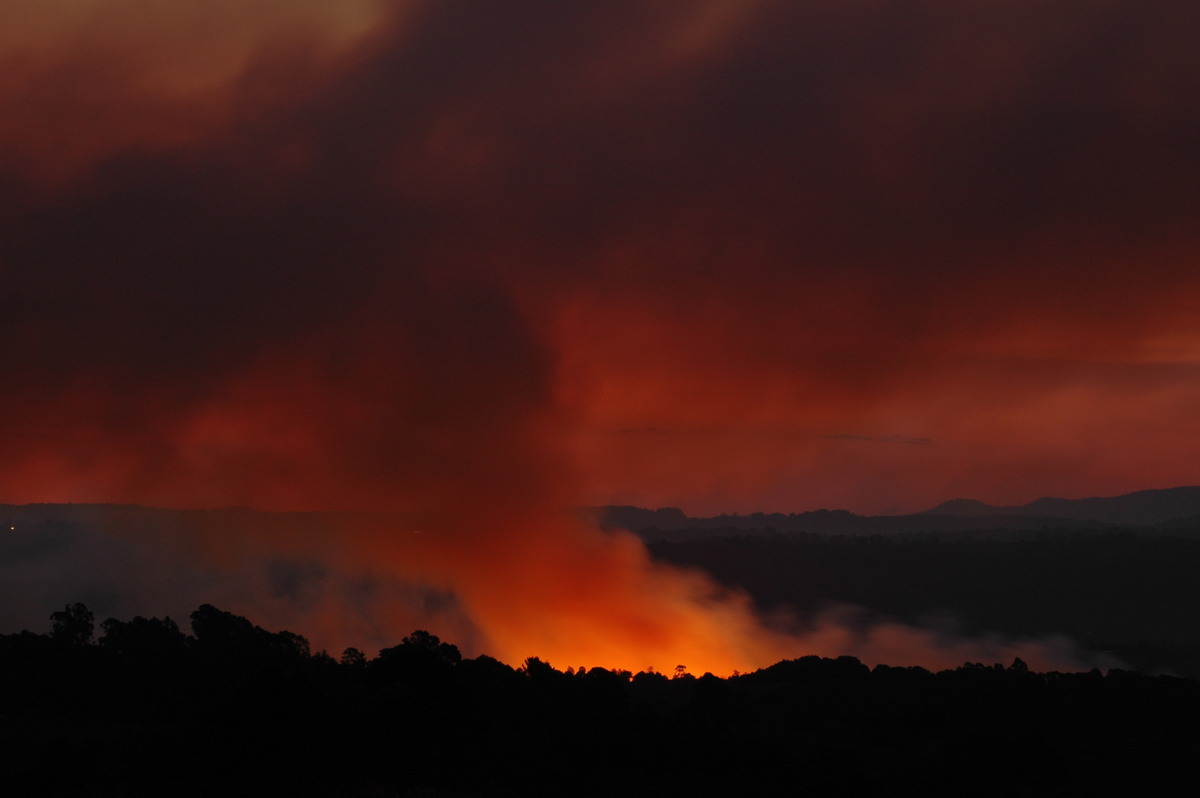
[649,531,1200,677]
[2,602,1199,796]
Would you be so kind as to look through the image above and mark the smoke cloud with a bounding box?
[2,504,1101,674]
[2,1,1187,671]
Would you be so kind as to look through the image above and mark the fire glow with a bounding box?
[2,1,1195,675]
[87,504,1090,676]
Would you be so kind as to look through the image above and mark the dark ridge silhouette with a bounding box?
[650,533,1200,678]
[920,485,1200,526]
[920,497,997,516]
[1158,513,1200,528]
[6,485,1199,552]
[588,486,1200,539]
[7,499,1200,680]
[2,602,1198,796]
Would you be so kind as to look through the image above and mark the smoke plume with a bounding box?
[4,1,1179,672]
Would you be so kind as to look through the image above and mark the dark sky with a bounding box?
[4,0,1200,516]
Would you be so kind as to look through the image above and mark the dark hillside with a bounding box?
[2,604,1198,796]
[649,532,1200,678]
[920,486,1200,525]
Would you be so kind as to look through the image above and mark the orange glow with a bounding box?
[105,503,1091,675]
[0,1,392,178]
[3,2,1199,672]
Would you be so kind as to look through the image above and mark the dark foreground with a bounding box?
[3,604,1198,797]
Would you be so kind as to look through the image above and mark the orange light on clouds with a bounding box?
[2,0,1199,673]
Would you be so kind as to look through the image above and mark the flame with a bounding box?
[170,504,1093,676]
[2,0,1163,676]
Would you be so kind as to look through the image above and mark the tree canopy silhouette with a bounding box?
[3,601,1200,797]
[49,602,93,645]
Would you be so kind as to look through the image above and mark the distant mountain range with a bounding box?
[6,489,1200,677]
[6,486,1200,543]
[592,486,1200,541]
[920,486,1200,526]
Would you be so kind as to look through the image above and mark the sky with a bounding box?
[4,0,1200,518]
[6,0,1194,672]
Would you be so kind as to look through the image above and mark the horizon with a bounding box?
[7,480,1200,519]
[4,2,1199,677]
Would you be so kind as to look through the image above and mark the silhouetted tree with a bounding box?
[190,603,258,651]
[50,602,93,645]
[98,615,186,658]
[273,629,311,659]
[372,630,462,685]
[7,601,1200,797]
[456,653,521,692]
[398,629,461,666]
[340,647,367,667]
[521,656,565,688]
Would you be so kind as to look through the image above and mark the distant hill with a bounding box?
[10,487,1200,545]
[920,486,1200,526]
[595,486,1200,540]
[7,496,1200,678]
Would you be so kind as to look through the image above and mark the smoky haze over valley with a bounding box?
[6,4,1200,791]
[7,485,1200,677]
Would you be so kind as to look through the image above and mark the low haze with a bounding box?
[3,1,1197,673]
